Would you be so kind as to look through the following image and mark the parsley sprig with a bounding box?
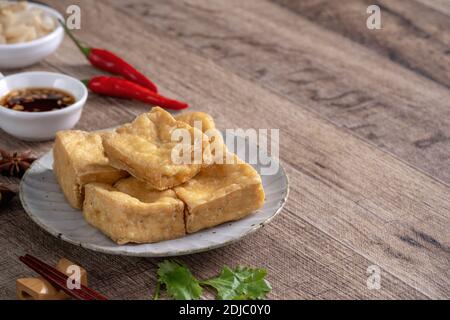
[156,260,203,300]
[154,260,271,300]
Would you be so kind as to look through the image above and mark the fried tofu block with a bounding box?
[174,153,265,233]
[102,107,213,190]
[175,111,216,132]
[175,111,226,164]
[53,130,128,209]
[83,178,185,244]
[175,111,224,145]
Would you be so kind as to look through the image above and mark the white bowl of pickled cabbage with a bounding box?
[0,1,64,69]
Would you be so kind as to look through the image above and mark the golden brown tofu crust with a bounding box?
[102,107,213,190]
[175,153,265,233]
[175,111,225,151]
[174,111,216,132]
[83,180,186,244]
[53,130,128,209]
[54,112,267,244]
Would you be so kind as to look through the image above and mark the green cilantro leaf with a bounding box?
[156,260,203,300]
[202,266,271,300]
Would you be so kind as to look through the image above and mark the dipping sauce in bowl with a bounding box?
[0,71,87,141]
[0,87,76,112]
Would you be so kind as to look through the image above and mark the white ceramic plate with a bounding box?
[20,133,289,257]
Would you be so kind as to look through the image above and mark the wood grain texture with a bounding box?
[415,0,450,17]
[272,0,450,88]
[0,0,449,299]
[111,0,450,185]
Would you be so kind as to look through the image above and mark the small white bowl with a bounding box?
[0,3,64,69]
[0,71,88,141]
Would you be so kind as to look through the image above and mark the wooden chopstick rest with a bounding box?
[16,278,59,300]
[16,258,88,300]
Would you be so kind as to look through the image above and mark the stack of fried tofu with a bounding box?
[53,107,265,244]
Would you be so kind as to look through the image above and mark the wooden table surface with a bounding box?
[1,0,449,300]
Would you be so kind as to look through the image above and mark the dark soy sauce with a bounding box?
[0,87,76,112]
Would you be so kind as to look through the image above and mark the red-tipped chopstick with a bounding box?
[19,254,108,300]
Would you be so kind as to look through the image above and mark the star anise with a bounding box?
[0,149,36,178]
[0,184,15,207]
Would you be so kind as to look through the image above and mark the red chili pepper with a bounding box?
[60,20,158,93]
[83,76,188,110]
